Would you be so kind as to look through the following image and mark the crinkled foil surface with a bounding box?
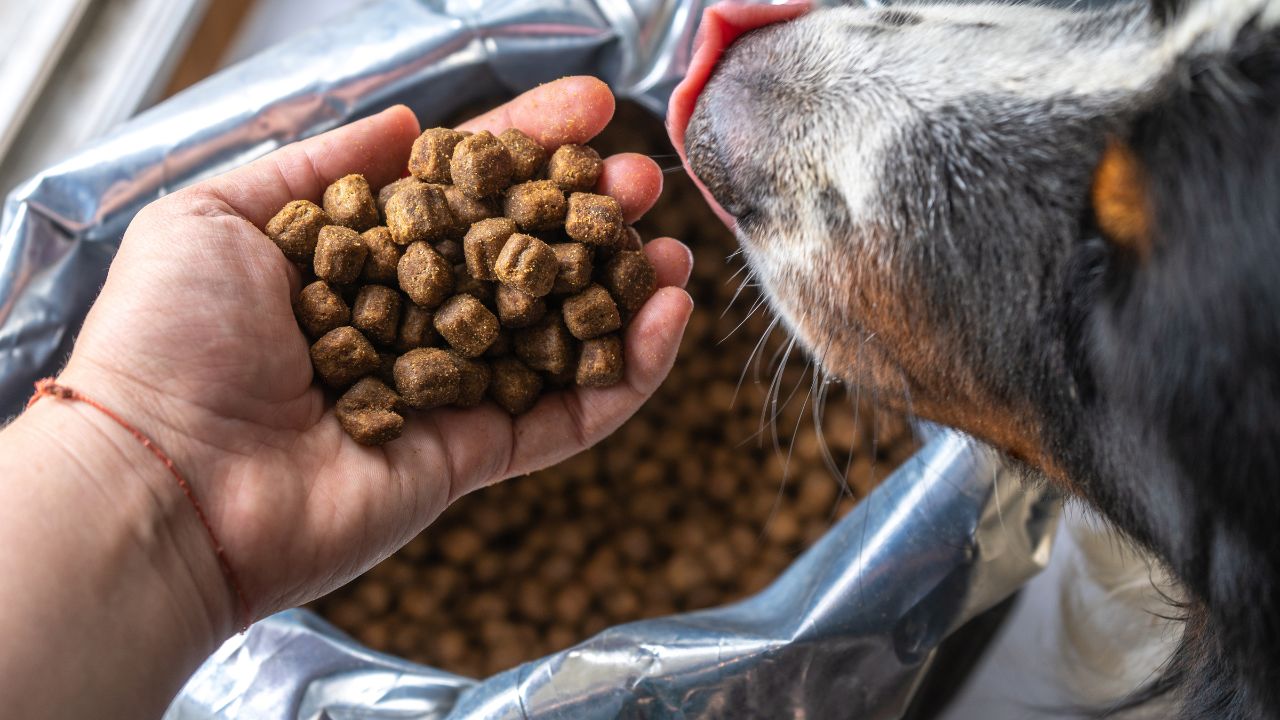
[0,1,1060,717]
[165,433,1057,719]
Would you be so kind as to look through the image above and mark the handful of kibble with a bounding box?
[265,127,657,445]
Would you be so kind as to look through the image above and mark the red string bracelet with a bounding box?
[27,377,252,633]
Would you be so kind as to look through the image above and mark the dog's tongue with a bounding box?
[668,1,811,227]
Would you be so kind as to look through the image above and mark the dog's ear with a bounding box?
[1090,137,1153,261]
[1148,0,1189,26]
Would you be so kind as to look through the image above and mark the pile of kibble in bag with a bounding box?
[264,128,657,445]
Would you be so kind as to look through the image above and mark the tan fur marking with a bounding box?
[1092,138,1152,258]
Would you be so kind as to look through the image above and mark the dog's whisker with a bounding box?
[734,315,779,409]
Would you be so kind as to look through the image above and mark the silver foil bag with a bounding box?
[0,1,1060,717]
[165,432,1057,720]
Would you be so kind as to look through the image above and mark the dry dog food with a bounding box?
[265,127,657,445]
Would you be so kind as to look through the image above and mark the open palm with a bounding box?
[58,77,693,628]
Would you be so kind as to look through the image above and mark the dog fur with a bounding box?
[681,1,1280,717]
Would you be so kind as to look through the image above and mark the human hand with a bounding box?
[55,77,693,636]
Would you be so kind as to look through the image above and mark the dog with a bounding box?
[669,0,1280,717]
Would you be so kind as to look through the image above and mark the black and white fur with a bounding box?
[684,0,1280,717]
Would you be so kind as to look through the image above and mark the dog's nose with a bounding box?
[668,1,810,228]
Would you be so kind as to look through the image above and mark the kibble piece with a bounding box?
[398,242,454,308]
[376,351,397,385]
[602,250,658,313]
[295,280,350,338]
[619,225,643,251]
[266,200,330,264]
[445,186,499,231]
[435,238,464,265]
[409,128,468,184]
[494,233,558,297]
[499,128,547,182]
[314,226,368,284]
[464,218,517,281]
[394,348,461,409]
[485,333,512,358]
[360,227,402,284]
[548,144,603,193]
[514,315,574,374]
[504,180,566,232]
[323,174,379,231]
[335,377,405,445]
[565,192,624,246]
[310,326,380,388]
[376,177,421,215]
[451,131,513,198]
[352,285,401,346]
[454,263,493,305]
[576,334,624,387]
[397,304,437,351]
[562,284,621,340]
[434,294,500,358]
[550,243,592,294]
[489,357,543,414]
[386,183,455,245]
[542,363,576,389]
[452,354,492,408]
[495,284,546,328]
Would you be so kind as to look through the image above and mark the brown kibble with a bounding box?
[295,280,349,338]
[441,526,484,564]
[550,243,593,294]
[434,238,464,265]
[514,315,574,375]
[565,192,624,246]
[323,174,379,231]
[409,127,468,184]
[453,263,493,305]
[463,217,516,281]
[360,227,402,284]
[375,351,397,385]
[494,233,557,297]
[576,335,624,387]
[398,242,454,308]
[386,183,455,245]
[485,332,512,358]
[314,226,368,284]
[494,284,546,329]
[503,180,566,232]
[451,131,513,198]
[602,250,657,313]
[310,326,379,388]
[619,225,643,251]
[489,357,543,414]
[452,354,492,408]
[266,200,330,264]
[548,144,603,193]
[562,284,621,340]
[376,176,420,215]
[444,185,499,230]
[397,304,437,351]
[394,348,461,409]
[499,128,547,182]
[335,377,405,445]
[351,285,401,346]
[433,294,499,358]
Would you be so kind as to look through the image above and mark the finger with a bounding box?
[499,286,693,479]
[193,105,421,228]
[456,76,615,148]
[598,153,662,223]
[644,237,693,289]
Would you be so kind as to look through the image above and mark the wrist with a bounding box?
[9,384,236,642]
